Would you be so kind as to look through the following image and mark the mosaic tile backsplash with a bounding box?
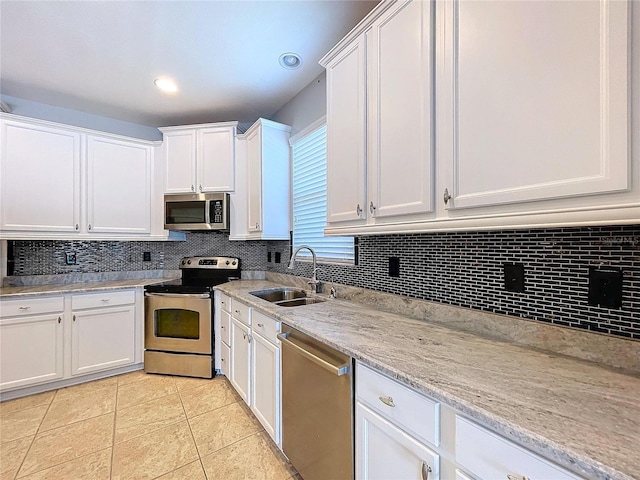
[9,225,640,340]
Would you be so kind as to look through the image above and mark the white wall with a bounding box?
[270,72,326,136]
[0,95,162,141]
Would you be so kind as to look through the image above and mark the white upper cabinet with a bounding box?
[322,0,435,231]
[87,135,152,234]
[1,119,81,233]
[0,114,163,240]
[160,122,237,194]
[442,0,630,211]
[231,118,291,240]
[322,0,638,234]
[324,35,367,224]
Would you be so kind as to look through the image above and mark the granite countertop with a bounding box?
[217,280,640,480]
[0,277,179,298]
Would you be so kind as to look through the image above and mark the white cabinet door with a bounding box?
[367,0,434,220]
[71,305,136,376]
[0,313,64,391]
[325,35,367,224]
[230,317,251,405]
[251,330,280,444]
[197,126,235,192]
[87,136,152,234]
[0,120,81,232]
[356,402,440,480]
[246,126,263,233]
[163,129,197,193]
[446,0,629,210]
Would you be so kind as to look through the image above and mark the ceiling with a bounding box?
[0,0,378,127]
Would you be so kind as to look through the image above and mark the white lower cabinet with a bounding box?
[71,291,136,376]
[356,362,441,480]
[357,402,439,480]
[250,310,281,445]
[230,316,251,404]
[0,297,65,391]
[455,416,581,480]
[0,288,142,395]
[215,295,282,446]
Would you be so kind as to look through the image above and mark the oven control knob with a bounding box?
[232,261,237,266]
[225,260,230,265]
[187,260,192,265]
[181,260,186,265]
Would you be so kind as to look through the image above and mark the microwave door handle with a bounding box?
[145,292,211,299]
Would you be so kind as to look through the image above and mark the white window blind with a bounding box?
[292,124,354,263]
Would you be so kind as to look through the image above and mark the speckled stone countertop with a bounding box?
[217,280,640,480]
[0,277,179,298]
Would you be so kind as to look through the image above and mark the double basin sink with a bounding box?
[250,287,325,308]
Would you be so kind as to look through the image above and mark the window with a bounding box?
[291,121,354,263]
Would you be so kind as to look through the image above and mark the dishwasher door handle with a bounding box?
[278,333,350,376]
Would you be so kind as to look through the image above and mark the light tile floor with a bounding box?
[0,371,298,479]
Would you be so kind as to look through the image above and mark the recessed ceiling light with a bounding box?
[279,53,302,70]
[154,77,178,93]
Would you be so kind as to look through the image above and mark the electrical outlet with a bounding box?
[503,263,525,292]
[389,257,400,277]
[275,252,281,263]
[267,252,272,263]
[65,252,76,265]
[143,252,151,262]
[588,267,623,308]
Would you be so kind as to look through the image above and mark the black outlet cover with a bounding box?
[389,257,400,277]
[143,252,151,262]
[275,252,281,263]
[267,252,272,263]
[503,263,525,292]
[588,267,623,309]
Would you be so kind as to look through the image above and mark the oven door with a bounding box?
[145,293,212,354]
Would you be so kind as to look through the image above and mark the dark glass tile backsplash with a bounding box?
[10,225,640,340]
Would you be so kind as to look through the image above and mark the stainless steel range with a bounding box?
[144,256,240,378]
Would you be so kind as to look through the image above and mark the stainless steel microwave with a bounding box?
[164,193,230,231]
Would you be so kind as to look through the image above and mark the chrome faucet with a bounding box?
[288,245,322,293]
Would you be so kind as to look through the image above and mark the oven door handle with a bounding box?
[145,292,211,299]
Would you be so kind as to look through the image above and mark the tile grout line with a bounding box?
[174,376,209,479]
[11,389,59,479]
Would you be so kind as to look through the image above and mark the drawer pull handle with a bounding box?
[421,462,432,480]
[58,317,62,324]
[73,315,76,322]
[507,476,530,480]
[18,306,31,310]
[379,395,395,407]
[257,323,264,327]
[100,299,110,302]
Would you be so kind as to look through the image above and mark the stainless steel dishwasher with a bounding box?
[278,324,354,480]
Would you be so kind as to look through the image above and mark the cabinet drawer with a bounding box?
[1,296,64,317]
[220,310,231,346]
[231,300,251,326]
[252,310,279,344]
[356,363,440,447]
[456,416,581,480]
[72,290,135,310]
[219,292,232,313]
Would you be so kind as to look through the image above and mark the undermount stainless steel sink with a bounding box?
[249,288,325,307]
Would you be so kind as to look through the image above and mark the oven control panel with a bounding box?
[180,256,240,269]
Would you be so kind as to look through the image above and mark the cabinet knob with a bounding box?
[507,475,530,480]
[191,185,195,192]
[421,462,432,480]
[58,317,62,324]
[255,223,260,229]
[199,184,203,192]
[75,224,79,230]
[356,204,362,217]
[257,323,264,327]
[443,188,452,205]
[378,395,395,407]
[369,201,376,215]
[73,315,76,322]
[88,224,92,231]
[18,306,31,310]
